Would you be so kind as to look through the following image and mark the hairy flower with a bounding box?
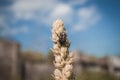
[52,19,74,80]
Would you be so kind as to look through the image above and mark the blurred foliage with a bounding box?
[21,51,43,63]
[20,51,119,80]
[75,70,116,80]
[33,75,53,80]
[89,56,97,62]
[21,50,54,64]
[46,50,54,63]
[0,50,119,80]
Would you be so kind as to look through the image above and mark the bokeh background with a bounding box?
[0,0,120,80]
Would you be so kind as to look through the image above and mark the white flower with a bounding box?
[55,55,62,63]
[53,44,59,51]
[58,27,65,34]
[61,47,67,54]
[54,69,62,80]
[52,19,73,80]
[52,33,59,42]
[64,71,71,78]
[52,19,64,31]
[54,69,62,76]
[64,64,73,71]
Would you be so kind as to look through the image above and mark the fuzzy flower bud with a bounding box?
[52,19,74,80]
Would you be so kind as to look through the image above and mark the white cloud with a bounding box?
[42,3,73,25]
[73,6,101,31]
[0,16,7,28]
[10,0,75,26]
[78,6,100,22]
[1,26,29,36]
[74,24,86,31]
[78,7,95,20]
[10,26,29,35]
[50,4,72,18]
[69,0,87,6]
[11,0,57,20]
[9,0,101,33]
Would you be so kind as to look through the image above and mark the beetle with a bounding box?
[58,32,67,46]
[55,32,67,46]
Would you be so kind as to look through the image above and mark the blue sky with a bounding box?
[0,0,120,57]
